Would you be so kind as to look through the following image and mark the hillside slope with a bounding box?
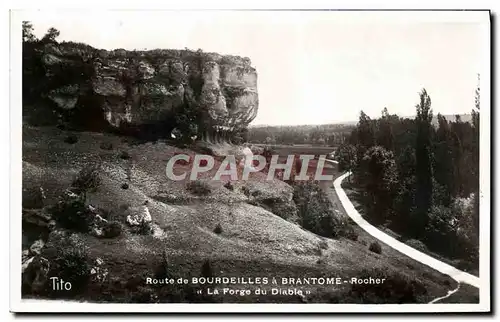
[21,125,463,303]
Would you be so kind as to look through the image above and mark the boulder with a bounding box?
[151,223,167,239]
[22,249,30,263]
[126,202,152,226]
[90,257,108,283]
[29,239,45,256]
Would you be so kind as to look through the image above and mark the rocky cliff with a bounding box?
[24,42,259,137]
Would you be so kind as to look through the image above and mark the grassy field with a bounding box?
[21,125,474,303]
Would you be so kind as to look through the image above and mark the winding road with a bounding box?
[327,163,480,290]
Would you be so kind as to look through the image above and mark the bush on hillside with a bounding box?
[23,186,46,209]
[201,260,213,277]
[51,191,92,232]
[223,181,234,191]
[72,165,101,193]
[369,241,382,254]
[186,180,212,196]
[340,223,359,241]
[119,151,131,160]
[100,142,113,150]
[48,241,92,294]
[293,181,354,239]
[405,239,428,252]
[64,134,78,144]
[135,221,153,235]
[102,221,122,238]
[213,223,223,234]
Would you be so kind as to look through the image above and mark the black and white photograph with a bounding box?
[9,8,491,313]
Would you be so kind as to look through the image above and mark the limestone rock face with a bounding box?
[36,43,259,135]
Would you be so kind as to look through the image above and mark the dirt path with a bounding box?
[331,170,480,289]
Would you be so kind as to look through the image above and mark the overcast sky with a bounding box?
[22,10,488,125]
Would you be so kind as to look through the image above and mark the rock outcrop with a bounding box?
[26,42,258,137]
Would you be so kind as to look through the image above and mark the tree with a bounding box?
[359,146,398,224]
[41,27,60,43]
[22,21,37,43]
[413,89,434,238]
[22,22,45,105]
[376,107,396,151]
[336,143,357,180]
[353,111,376,176]
[393,146,417,233]
[432,114,454,206]
[357,111,375,148]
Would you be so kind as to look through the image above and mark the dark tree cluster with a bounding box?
[337,87,480,267]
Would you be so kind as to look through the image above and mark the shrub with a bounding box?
[201,260,213,277]
[338,221,359,241]
[119,151,131,160]
[64,134,78,144]
[344,229,359,241]
[121,183,129,190]
[51,192,92,232]
[293,182,352,238]
[318,239,329,250]
[213,224,223,234]
[72,165,101,193]
[223,181,234,191]
[102,221,122,238]
[405,239,428,252]
[424,197,479,266]
[346,268,427,303]
[50,242,92,294]
[369,241,382,254]
[249,196,299,223]
[100,142,113,150]
[136,221,153,235]
[186,181,212,196]
[23,186,45,209]
[241,186,250,196]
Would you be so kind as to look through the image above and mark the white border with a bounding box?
[9,8,491,313]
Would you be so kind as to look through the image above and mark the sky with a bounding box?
[20,10,488,125]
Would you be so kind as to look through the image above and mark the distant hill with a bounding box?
[250,114,472,128]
